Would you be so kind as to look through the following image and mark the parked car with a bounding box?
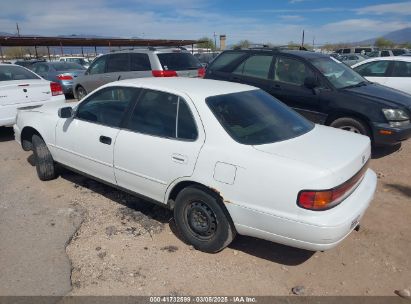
[0,64,64,126]
[14,78,376,253]
[340,54,366,66]
[366,49,408,58]
[59,56,90,69]
[14,59,46,69]
[205,49,411,146]
[72,47,204,100]
[335,47,376,55]
[352,56,411,95]
[31,62,86,98]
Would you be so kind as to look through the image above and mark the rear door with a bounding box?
[384,60,411,94]
[269,55,323,122]
[114,89,204,203]
[229,53,274,92]
[353,60,390,86]
[54,86,139,183]
[156,51,202,77]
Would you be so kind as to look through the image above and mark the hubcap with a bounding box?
[339,125,361,134]
[185,201,217,240]
[77,88,87,100]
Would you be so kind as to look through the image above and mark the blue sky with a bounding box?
[1,0,411,45]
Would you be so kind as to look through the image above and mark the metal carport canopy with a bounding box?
[0,36,203,47]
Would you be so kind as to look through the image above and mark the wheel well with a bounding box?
[167,181,236,232]
[325,111,373,137]
[20,127,41,151]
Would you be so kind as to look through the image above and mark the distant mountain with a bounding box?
[358,27,411,45]
[0,32,15,36]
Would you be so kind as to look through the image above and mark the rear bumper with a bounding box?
[228,169,377,251]
[372,122,411,145]
[60,81,74,94]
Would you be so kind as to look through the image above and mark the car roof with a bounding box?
[111,78,258,100]
[229,49,329,60]
[352,56,411,66]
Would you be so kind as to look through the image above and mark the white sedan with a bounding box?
[0,64,65,126]
[352,56,411,95]
[14,78,377,253]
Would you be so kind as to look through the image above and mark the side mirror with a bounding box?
[58,107,74,118]
[304,76,318,89]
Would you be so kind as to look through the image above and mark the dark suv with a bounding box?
[205,49,411,146]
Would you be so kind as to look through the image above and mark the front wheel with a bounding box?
[32,135,57,181]
[330,117,370,137]
[76,86,87,101]
[174,186,236,253]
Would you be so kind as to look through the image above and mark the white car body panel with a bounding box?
[352,56,411,95]
[0,64,65,126]
[14,78,377,251]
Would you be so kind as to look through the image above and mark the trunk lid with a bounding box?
[0,79,51,105]
[253,125,371,186]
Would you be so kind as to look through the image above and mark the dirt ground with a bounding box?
[0,125,410,296]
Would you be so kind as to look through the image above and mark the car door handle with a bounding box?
[271,84,282,90]
[99,135,112,145]
[171,154,187,164]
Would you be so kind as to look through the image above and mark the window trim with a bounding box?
[123,88,199,142]
[74,86,140,128]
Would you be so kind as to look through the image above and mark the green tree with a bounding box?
[232,40,251,50]
[197,37,215,51]
[375,37,394,48]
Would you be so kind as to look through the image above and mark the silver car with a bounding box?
[340,54,366,67]
[72,47,204,100]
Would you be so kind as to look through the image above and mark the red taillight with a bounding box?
[197,67,205,78]
[297,163,368,211]
[57,74,73,80]
[151,70,178,77]
[50,82,63,96]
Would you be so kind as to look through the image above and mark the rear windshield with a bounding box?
[0,65,40,81]
[51,62,85,71]
[206,89,314,145]
[157,52,202,71]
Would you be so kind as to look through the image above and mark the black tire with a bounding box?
[174,186,236,253]
[76,86,87,100]
[32,135,57,181]
[330,117,370,137]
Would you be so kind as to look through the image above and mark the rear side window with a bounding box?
[0,65,39,81]
[208,52,244,70]
[76,87,138,127]
[127,89,197,140]
[34,64,49,73]
[354,61,390,77]
[392,61,411,77]
[206,89,313,145]
[130,53,151,71]
[157,53,201,71]
[106,53,129,73]
[233,55,273,79]
[392,49,406,56]
[381,51,390,57]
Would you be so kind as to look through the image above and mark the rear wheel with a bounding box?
[32,135,57,181]
[174,186,236,253]
[76,86,87,100]
[330,117,370,137]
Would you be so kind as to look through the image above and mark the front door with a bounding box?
[114,89,205,203]
[268,56,324,123]
[54,86,139,184]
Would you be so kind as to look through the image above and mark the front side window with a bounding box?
[0,65,40,81]
[354,61,390,77]
[311,57,366,89]
[88,55,107,75]
[233,55,272,79]
[127,90,197,140]
[106,53,129,73]
[274,57,314,86]
[206,89,313,145]
[392,61,411,77]
[76,87,138,127]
